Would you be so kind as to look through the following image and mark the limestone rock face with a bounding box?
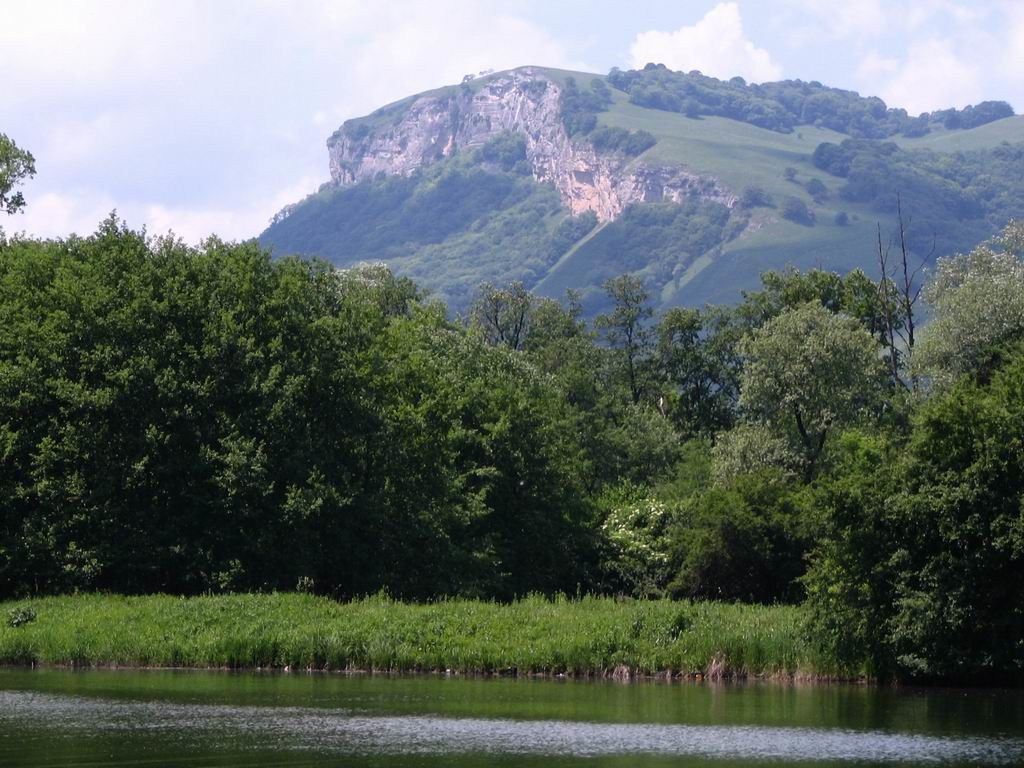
[327,68,734,221]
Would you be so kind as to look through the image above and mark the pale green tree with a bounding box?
[738,302,885,480]
[711,422,801,485]
[915,221,1024,387]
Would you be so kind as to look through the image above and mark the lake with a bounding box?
[1,669,1022,766]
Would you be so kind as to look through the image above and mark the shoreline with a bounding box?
[1,660,868,685]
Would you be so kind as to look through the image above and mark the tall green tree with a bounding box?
[596,274,654,404]
[0,219,596,599]
[654,307,738,437]
[470,280,532,350]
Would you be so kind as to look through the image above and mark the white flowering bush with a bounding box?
[600,494,674,596]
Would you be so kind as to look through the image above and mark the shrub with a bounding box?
[805,177,829,202]
[6,607,36,628]
[781,196,814,225]
[740,186,772,208]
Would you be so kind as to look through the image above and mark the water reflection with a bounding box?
[2,688,1022,764]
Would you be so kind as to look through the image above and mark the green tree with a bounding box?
[710,423,800,485]
[806,348,1024,679]
[596,274,654,404]
[802,431,901,677]
[0,219,596,599]
[781,195,814,225]
[738,302,885,480]
[0,134,35,215]
[667,471,812,603]
[740,185,772,208]
[654,307,737,437]
[598,483,673,597]
[470,280,532,350]
[734,267,893,339]
[805,177,829,202]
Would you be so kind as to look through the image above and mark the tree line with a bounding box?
[1,212,1022,681]
[608,64,1014,138]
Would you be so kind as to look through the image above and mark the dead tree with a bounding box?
[876,196,929,390]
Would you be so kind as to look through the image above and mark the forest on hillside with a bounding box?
[1,213,1023,681]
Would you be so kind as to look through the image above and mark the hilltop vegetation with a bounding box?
[608,63,1014,137]
[3,215,1024,682]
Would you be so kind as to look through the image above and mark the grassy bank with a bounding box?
[0,594,845,679]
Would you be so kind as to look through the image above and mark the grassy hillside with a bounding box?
[893,115,1024,151]
[538,97,882,306]
[263,66,1024,313]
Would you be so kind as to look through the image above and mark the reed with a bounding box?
[0,593,850,679]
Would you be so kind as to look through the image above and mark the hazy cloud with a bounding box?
[3,0,579,242]
[4,0,1022,243]
[872,38,982,114]
[789,0,1020,111]
[629,3,782,82]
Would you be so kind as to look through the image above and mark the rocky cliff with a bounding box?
[327,68,735,221]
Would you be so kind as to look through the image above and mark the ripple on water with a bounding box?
[2,690,1023,764]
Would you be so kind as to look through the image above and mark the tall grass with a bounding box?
[0,594,846,679]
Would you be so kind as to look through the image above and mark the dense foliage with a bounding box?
[812,139,1024,255]
[3,215,1023,681]
[261,155,597,309]
[805,353,1024,681]
[560,76,656,156]
[608,64,1014,137]
[0,220,592,599]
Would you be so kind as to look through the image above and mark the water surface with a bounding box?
[1,669,1022,766]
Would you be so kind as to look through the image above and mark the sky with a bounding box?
[4,0,1023,243]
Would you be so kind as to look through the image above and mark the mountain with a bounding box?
[260,65,1024,313]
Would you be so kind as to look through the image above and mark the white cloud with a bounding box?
[856,51,900,83]
[0,1,209,100]
[12,188,118,241]
[1004,5,1024,77]
[10,172,323,245]
[629,3,782,82]
[3,0,580,242]
[864,38,982,113]
[787,0,886,43]
[789,0,1020,111]
[145,173,325,244]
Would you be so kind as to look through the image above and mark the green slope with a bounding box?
[892,116,1024,151]
[535,99,879,308]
